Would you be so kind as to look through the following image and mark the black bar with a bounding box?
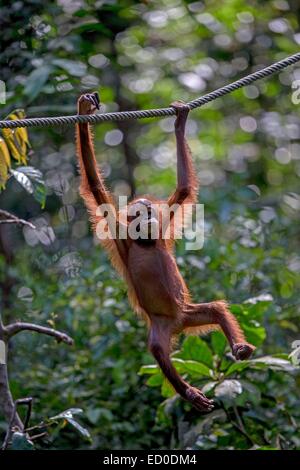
[0,450,298,466]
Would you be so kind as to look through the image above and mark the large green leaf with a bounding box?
[172,358,212,377]
[211,331,227,356]
[147,373,163,387]
[242,324,266,347]
[179,336,213,367]
[243,295,273,318]
[249,356,297,372]
[225,355,297,376]
[230,302,267,346]
[225,361,251,376]
[161,378,175,398]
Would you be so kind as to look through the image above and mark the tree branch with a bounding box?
[0,210,36,229]
[1,315,73,448]
[0,317,24,431]
[1,398,33,451]
[5,323,73,345]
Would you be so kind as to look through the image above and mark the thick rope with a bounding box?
[0,52,300,129]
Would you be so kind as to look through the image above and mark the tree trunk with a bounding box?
[0,324,23,430]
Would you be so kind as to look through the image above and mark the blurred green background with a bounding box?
[0,0,299,450]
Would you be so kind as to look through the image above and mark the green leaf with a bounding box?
[146,373,163,387]
[180,336,213,367]
[32,182,46,208]
[244,296,273,318]
[249,356,297,372]
[161,378,175,398]
[211,331,227,356]
[230,302,267,347]
[225,361,251,376]
[243,324,266,347]
[230,304,245,316]
[138,364,159,375]
[172,358,212,377]
[226,355,298,376]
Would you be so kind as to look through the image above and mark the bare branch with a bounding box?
[0,309,73,449]
[30,431,47,441]
[5,323,73,345]
[0,209,36,229]
[0,361,24,433]
[0,219,35,228]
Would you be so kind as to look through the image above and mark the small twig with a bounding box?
[231,420,255,446]
[0,210,35,229]
[25,420,55,433]
[5,323,73,345]
[232,404,255,445]
[221,403,255,446]
[22,398,33,430]
[25,422,48,433]
[30,432,48,441]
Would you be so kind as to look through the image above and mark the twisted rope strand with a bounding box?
[0,52,300,129]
